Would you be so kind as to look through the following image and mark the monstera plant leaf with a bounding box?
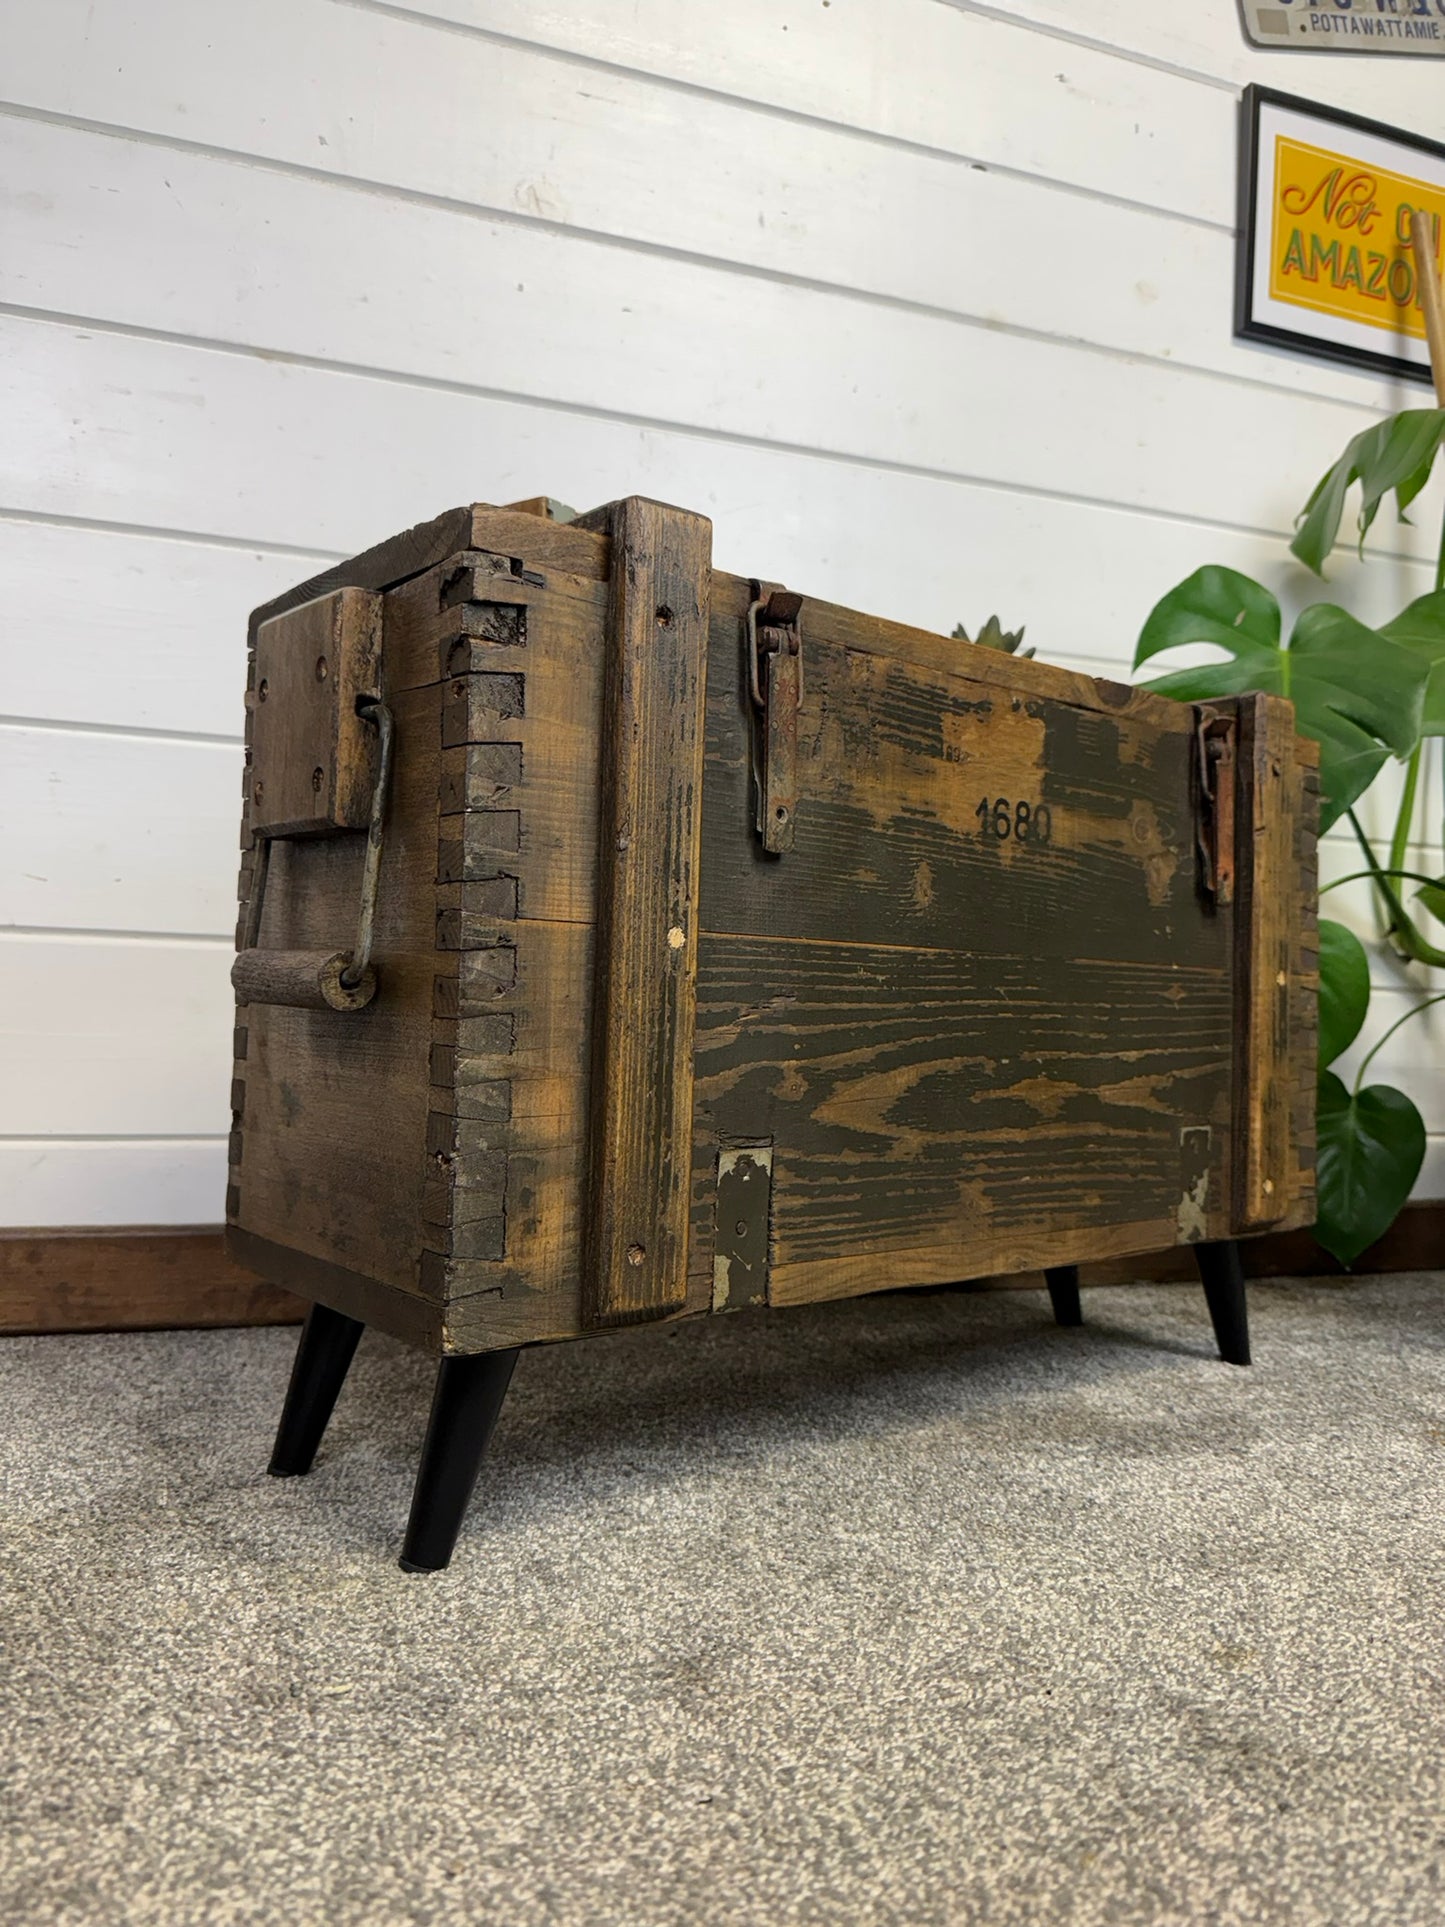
[1378,590,1445,736]
[1315,1071,1426,1267]
[1133,567,1429,828]
[1317,920,1369,1070]
[1291,408,1445,576]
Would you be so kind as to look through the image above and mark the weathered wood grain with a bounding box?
[768,1217,1207,1308]
[249,501,606,652]
[234,511,606,1343]
[578,499,712,1326]
[1231,693,1300,1229]
[468,507,607,583]
[794,588,1199,736]
[700,582,1223,969]
[250,587,382,837]
[30,1198,1445,1339]
[227,1227,443,1347]
[228,677,446,1298]
[246,506,476,649]
[229,509,1317,1359]
[384,554,532,694]
[1281,740,1321,1233]
[689,934,1235,1299]
[0,1228,302,1336]
[231,945,375,1014]
[426,916,593,1305]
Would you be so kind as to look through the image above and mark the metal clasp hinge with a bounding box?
[746,582,804,854]
[1194,705,1237,904]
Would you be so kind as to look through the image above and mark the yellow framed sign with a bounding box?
[1237,87,1445,383]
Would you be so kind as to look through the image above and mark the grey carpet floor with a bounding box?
[2,1274,1444,1926]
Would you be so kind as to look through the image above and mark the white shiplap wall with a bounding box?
[2,0,1442,1226]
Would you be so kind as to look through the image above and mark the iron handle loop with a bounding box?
[340,697,394,988]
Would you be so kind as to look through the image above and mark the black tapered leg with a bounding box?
[1044,1264,1083,1328]
[399,1348,520,1573]
[1194,1239,1250,1366]
[268,1302,366,1476]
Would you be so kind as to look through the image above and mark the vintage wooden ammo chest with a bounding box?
[227,497,1319,1568]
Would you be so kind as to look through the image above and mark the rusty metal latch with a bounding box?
[712,1139,774,1312]
[1193,705,1237,904]
[746,582,804,854]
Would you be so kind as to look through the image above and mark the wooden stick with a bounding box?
[1409,210,1445,407]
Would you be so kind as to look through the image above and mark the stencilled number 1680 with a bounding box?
[975,796,1053,844]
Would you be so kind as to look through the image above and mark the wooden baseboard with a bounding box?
[2,1206,1440,1337]
[0,1229,303,1336]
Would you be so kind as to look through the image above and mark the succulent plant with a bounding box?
[952,614,1034,658]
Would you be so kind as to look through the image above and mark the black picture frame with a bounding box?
[1235,83,1445,385]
